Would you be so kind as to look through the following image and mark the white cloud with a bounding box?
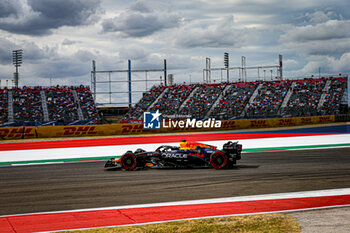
[283,59,299,68]
[175,16,247,48]
[279,17,350,59]
[280,20,350,43]
[62,39,80,46]
[0,37,17,64]
[300,52,350,74]
[0,0,349,96]
[305,11,337,24]
[0,0,103,35]
[102,0,182,37]
[119,46,148,61]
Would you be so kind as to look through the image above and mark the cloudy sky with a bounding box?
[0,0,349,103]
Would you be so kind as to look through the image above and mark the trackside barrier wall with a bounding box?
[0,115,335,140]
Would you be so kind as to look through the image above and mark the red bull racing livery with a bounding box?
[105,139,243,170]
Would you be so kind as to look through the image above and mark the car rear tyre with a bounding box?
[210,151,228,169]
[120,153,137,171]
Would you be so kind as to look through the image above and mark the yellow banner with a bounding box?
[0,115,335,140]
[0,127,37,140]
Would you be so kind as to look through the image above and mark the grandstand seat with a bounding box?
[149,84,196,117]
[12,87,44,122]
[245,80,291,118]
[210,82,258,119]
[122,85,166,120]
[75,85,99,121]
[0,89,8,123]
[179,83,226,119]
[281,78,327,117]
[46,86,79,121]
[320,77,347,115]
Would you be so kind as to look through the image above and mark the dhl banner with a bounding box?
[0,127,38,140]
[0,115,335,140]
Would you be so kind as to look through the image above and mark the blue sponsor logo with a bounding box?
[143,110,162,129]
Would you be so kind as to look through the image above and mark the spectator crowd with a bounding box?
[321,77,347,115]
[179,83,226,119]
[245,80,291,118]
[12,86,44,122]
[0,85,99,124]
[281,78,327,117]
[46,86,79,121]
[122,76,347,121]
[0,76,347,125]
[122,85,166,120]
[75,85,100,121]
[149,84,196,116]
[210,82,257,119]
[0,89,8,124]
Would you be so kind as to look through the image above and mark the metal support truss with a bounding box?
[91,59,167,106]
[203,54,283,83]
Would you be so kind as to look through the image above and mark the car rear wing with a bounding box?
[223,141,242,153]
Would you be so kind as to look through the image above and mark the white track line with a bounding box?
[2,188,350,218]
[0,134,349,163]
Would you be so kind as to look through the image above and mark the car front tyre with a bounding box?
[120,153,138,171]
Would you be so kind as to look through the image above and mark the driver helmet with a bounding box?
[180,139,187,149]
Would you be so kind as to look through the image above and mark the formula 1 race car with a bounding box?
[105,139,242,170]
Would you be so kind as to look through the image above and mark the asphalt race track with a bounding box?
[0,147,349,216]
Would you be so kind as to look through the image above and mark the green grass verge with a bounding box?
[62,214,301,233]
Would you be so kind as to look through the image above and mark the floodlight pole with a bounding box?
[128,60,132,107]
[241,56,246,82]
[278,54,283,80]
[12,49,23,88]
[205,58,211,83]
[92,60,96,102]
[164,59,167,86]
[224,53,229,82]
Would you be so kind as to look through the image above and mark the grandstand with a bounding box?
[320,77,347,115]
[245,80,292,118]
[0,89,8,124]
[121,85,167,121]
[149,84,196,116]
[280,78,327,117]
[0,85,100,126]
[122,76,348,122]
[0,76,348,126]
[13,87,44,122]
[209,82,258,119]
[179,83,226,119]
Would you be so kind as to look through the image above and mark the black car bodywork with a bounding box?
[105,140,242,170]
